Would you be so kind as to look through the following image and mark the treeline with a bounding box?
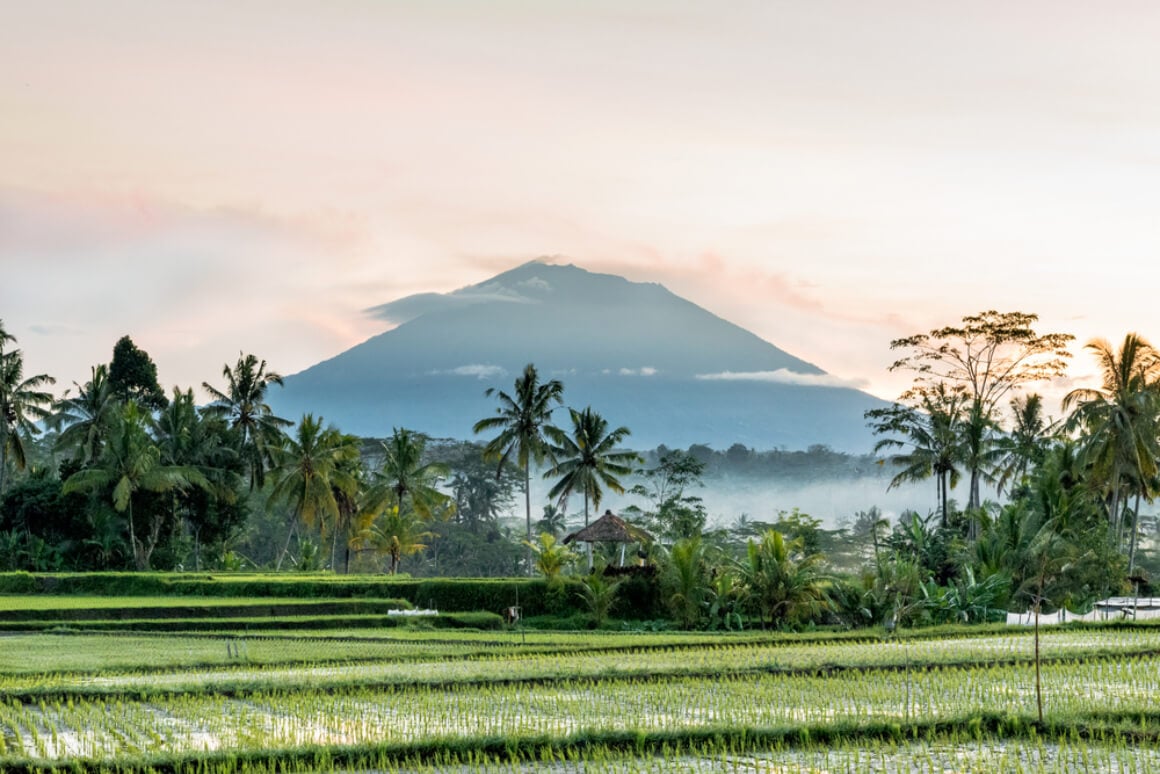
[2,311,1159,632]
[642,443,886,482]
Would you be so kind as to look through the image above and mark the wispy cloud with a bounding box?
[430,364,508,380]
[368,280,543,324]
[696,369,868,389]
[619,366,658,376]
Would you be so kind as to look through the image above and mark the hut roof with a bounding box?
[564,511,652,545]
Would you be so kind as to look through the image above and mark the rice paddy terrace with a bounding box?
[1,590,1159,772]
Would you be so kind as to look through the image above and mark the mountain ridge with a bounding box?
[272,260,889,451]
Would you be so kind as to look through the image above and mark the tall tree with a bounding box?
[473,363,565,553]
[535,502,568,537]
[152,388,246,570]
[63,402,208,569]
[51,364,118,466]
[266,415,360,571]
[888,311,1073,413]
[108,336,168,411]
[885,311,1073,512]
[358,429,452,574]
[867,383,966,526]
[994,393,1056,496]
[1063,334,1160,554]
[0,321,56,493]
[544,406,640,569]
[364,428,453,524]
[201,353,291,489]
[627,449,708,541]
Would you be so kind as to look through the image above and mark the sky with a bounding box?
[4,1,1160,421]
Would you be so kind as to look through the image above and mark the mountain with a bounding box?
[272,261,891,451]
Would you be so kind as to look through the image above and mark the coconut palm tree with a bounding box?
[1063,334,1160,551]
[152,388,244,570]
[358,428,452,573]
[63,402,209,569]
[364,428,452,523]
[51,364,118,466]
[266,414,360,570]
[994,393,1057,496]
[544,407,639,529]
[474,364,564,552]
[959,398,1004,517]
[0,322,55,492]
[867,383,967,527]
[536,502,569,537]
[202,353,291,489]
[544,407,640,571]
[353,504,436,575]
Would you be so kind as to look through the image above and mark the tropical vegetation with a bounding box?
[2,310,1160,633]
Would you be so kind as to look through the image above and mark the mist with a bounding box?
[519,470,954,534]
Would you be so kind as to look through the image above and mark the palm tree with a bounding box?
[473,364,564,553]
[1063,334,1160,551]
[202,353,291,489]
[365,428,453,522]
[524,532,574,583]
[353,504,436,574]
[995,393,1056,497]
[329,456,365,574]
[63,402,209,569]
[51,364,117,466]
[536,502,569,537]
[266,414,360,570]
[545,407,640,570]
[152,388,244,570]
[741,530,829,629]
[0,322,56,492]
[544,407,639,528]
[359,428,452,573]
[867,383,967,527]
[662,536,711,629]
[959,398,1004,515]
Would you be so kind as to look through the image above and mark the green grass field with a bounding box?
[1,594,1159,772]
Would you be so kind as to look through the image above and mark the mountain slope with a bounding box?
[272,261,890,451]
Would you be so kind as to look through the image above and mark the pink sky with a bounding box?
[4,1,1160,419]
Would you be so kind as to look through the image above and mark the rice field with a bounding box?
[1,598,1159,772]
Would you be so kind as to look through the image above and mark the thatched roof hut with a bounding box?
[564,510,652,567]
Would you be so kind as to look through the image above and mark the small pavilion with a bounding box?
[564,510,653,570]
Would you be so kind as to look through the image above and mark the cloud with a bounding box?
[430,364,509,380]
[695,369,868,389]
[618,366,658,376]
[517,276,552,293]
[28,323,84,337]
[367,280,543,324]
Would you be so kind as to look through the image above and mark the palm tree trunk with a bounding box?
[276,510,299,571]
[1128,492,1142,574]
[584,489,592,572]
[1108,472,1123,550]
[968,468,980,513]
[330,525,339,573]
[126,498,143,571]
[524,462,533,577]
[938,471,948,528]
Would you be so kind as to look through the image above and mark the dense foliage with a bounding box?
[1,311,1157,631]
